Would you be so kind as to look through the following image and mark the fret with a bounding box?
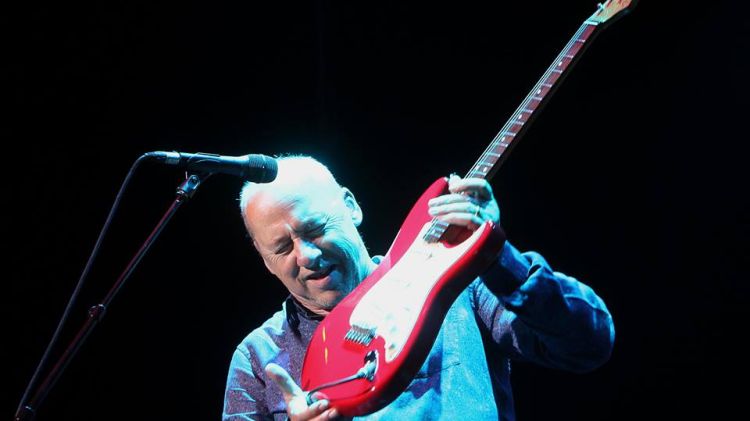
[432,220,450,229]
[484,151,501,158]
[567,43,584,55]
[521,107,535,113]
[476,160,494,167]
[544,72,561,83]
[541,83,553,88]
[422,219,451,242]
[564,54,575,59]
[551,68,563,74]
[531,96,544,101]
[423,233,442,243]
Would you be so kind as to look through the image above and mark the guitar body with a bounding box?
[300,177,506,416]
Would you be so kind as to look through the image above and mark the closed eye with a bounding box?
[271,219,327,255]
[306,224,326,236]
[274,242,292,255]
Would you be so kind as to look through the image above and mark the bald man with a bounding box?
[223,156,614,420]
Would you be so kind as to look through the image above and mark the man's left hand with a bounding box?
[428,175,501,230]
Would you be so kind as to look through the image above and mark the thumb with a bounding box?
[265,363,303,403]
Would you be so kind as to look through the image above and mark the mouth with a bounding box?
[306,265,336,282]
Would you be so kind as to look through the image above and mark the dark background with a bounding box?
[5,1,748,420]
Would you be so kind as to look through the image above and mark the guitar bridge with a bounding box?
[345,325,376,346]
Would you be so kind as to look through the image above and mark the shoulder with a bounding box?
[234,305,291,364]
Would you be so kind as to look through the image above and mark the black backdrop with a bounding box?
[5,1,748,420]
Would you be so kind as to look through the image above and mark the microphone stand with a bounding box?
[14,173,208,421]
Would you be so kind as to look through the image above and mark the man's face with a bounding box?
[243,184,374,314]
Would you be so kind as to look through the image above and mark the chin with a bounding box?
[324,288,355,309]
[310,278,356,310]
[322,295,344,310]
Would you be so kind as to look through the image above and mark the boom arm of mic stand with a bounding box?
[14,172,209,421]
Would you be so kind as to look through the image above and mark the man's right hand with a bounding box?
[265,363,340,420]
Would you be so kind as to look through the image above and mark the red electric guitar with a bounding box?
[301,1,636,416]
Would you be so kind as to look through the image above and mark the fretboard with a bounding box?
[423,18,604,244]
[465,19,600,181]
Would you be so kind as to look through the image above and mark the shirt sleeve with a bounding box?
[471,241,615,372]
[223,348,273,421]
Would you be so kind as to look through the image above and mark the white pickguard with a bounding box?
[349,223,485,362]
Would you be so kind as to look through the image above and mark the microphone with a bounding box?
[145,151,278,183]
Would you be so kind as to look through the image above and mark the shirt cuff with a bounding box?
[480,241,531,296]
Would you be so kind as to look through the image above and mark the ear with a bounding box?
[341,187,363,227]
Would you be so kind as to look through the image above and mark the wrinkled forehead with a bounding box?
[244,183,342,242]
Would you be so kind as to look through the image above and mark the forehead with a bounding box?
[245,187,340,243]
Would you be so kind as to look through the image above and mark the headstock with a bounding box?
[587,0,638,24]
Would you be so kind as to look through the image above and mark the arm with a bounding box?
[428,175,614,371]
[471,242,615,372]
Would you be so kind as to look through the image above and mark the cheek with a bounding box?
[264,255,294,279]
[326,229,361,265]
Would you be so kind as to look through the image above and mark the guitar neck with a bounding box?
[465,17,603,181]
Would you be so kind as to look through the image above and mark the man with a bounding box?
[223,156,614,420]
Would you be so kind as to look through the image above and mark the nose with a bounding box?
[294,238,322,269]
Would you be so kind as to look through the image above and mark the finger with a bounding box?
[265,363,303,403]
[428,193,479,208]
[308,391,328,404]
[293,398,333,420]
[447,176,493,200]
[429,201,478,217]
[433,209,484,230]
[310,407,340,420]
